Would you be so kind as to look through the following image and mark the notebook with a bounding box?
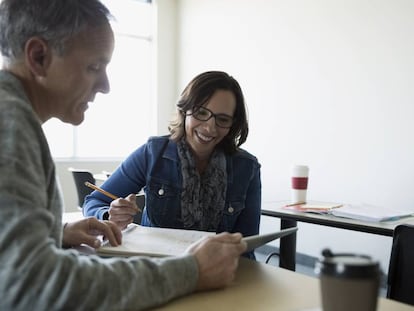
[330,204,414,222]
[97,224,298,257]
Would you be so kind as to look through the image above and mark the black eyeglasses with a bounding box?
[187,106,234,128]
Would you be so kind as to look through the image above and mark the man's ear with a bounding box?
[24,37,50,77]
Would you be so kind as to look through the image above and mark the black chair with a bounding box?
[133,193,145,224]
[68,168,96,210]
[386,224,414,306]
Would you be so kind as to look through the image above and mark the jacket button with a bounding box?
[228,206,234,213]
[158,189,164,195]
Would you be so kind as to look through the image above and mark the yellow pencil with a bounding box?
[84,182,143,213]
[285,201,306,207]
[84,181,118,200]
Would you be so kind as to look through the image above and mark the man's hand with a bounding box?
[63,217,122,248]
[186,232,247,291]
[108,194,139,230]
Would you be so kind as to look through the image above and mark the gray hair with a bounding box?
[0,0,112,63]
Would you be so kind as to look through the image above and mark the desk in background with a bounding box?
[261,201,414,271]
[62,211,84,223]
[93,173,109,183]
[154,258,414,311]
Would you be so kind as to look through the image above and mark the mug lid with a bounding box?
[315,249,380,279]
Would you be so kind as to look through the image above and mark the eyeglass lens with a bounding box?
[191,107,233,128]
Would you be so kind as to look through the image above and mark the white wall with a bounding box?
[153,0,179,135]
[175,0,414,270]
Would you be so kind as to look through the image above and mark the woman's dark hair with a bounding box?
[169,71,249,154]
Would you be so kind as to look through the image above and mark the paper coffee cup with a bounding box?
[315,249,380,311]
[291,165,309,204]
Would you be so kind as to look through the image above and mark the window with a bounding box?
[42,0,154,159]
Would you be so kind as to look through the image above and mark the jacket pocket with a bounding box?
[219,200,245,232]
[145,180,181,227]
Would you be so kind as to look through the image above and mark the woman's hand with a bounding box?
[62,217,122,248]
[108,194,139,230]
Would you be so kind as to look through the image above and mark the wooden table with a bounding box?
[62,212,414,310]
[154,258,414,311]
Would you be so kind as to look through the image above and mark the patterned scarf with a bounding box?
[177,139,227,231]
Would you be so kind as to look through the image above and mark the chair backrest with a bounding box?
[387,224,414,306]
[68,168,96,209]
[133,193,145,224]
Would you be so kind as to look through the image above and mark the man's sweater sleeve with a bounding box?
[0,202,199,310]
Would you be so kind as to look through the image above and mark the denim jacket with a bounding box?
[83,136,262,258]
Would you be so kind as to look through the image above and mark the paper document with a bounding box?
[97,224,298,257]
[330,204,414,222]
[283,202,343,214]
[98,224,214,257]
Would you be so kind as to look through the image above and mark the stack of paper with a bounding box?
[330,204,414,222]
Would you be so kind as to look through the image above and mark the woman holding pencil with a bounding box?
[83,71,262,259]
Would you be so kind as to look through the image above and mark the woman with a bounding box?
[83,71,261,259]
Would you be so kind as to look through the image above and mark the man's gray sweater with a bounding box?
[0,70,198,311]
